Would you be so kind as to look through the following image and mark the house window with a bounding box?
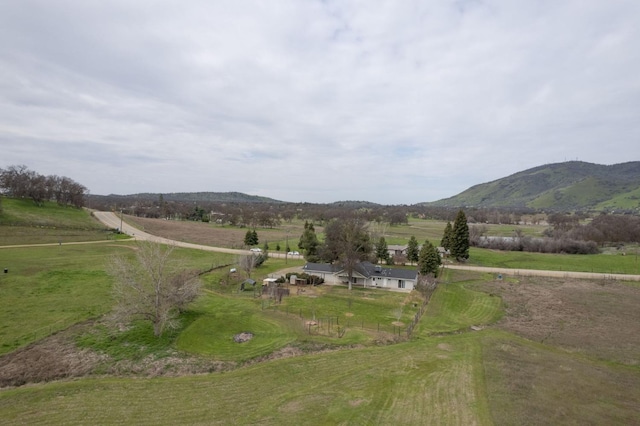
[398,280,405,289]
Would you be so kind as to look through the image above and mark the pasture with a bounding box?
[125,213,638,276]
[2,263,639,424]
[0,198,114,244]
[1,204,640,424]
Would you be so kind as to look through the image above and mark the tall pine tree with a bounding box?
[441,221,453,252]
[418,240,441,276]
[298,221,319,259]
[407,235,419,264]
[375,236,390,264]
[451,210,469,261]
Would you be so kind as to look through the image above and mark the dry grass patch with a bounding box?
[482,335,640,425]
[475,277,640,365]
[125,216,305,249]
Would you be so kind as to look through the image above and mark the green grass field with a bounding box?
[467,246,640,275]
[0,242,234,355]
[1,201,640,424]
[0,198,115,244]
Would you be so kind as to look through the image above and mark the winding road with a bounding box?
[36,211,631,282]
[92,211,301,260]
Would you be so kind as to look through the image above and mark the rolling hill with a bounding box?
[423,161,640,211]
[87,191,284,205]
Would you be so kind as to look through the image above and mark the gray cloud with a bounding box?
[1,0,639,204]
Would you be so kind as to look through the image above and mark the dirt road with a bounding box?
[92,211,301,260]
[93,212,640,281]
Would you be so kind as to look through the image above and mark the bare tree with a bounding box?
[321,217,373,290]
[108,242,202,337]
[238,254,258,279]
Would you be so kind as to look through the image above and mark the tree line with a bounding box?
[297,210,471,286]
[470,212,640,254]
[0,165,87,208]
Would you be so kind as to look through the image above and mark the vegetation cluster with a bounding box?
[0,165,86,208]
[1,195,640,424]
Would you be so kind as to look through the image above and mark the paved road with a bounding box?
[92,211,640,281]
[92,211,302,260]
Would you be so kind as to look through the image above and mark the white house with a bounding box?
[387,244,408,258]
[302,261,418,291]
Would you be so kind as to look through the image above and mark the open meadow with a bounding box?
[126,214,638,275]
[1,203,639,424]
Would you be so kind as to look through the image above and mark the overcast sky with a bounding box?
[1,1,639,204]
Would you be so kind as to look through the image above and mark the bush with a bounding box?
[284,272,324,285]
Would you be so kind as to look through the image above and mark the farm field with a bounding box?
[125,214,639,276]
[1,259,639,424]
[1,202,639,424]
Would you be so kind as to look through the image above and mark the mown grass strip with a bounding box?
[418,274,503,335]
[0,334,489,425]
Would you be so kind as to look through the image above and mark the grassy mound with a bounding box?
[0,197,113,244]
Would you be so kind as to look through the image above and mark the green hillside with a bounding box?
[424,161,640,212]
[0,197,112,244]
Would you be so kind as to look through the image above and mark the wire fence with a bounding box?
[259,284,438,339]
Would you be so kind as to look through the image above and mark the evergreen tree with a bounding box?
[244,230,254,246]
[407,236,419,263]
[244,229,259,246]
[451,210,470,261]
[418,240,441,276]
[298,221,319,259]
[375,236,390,263]
[441,221,453,251]
[263,241,269,251]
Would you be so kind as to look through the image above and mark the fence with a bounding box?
[259,285,438,339]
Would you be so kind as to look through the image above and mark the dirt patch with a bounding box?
[0,327,106,388]
[392,321,404,326]
[0,322,234,389]
[345,312,354,317]
[475,277,640,365]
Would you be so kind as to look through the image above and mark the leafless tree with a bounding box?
[321,217,373,290]
[238,254,258,279]
[108,242,202,337]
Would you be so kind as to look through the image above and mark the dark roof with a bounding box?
[354,262,417,280]
[302,263,341,274]
[304,261,417,280]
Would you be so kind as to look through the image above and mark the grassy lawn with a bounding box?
[0,242,234,355]
[176,293,299,361]
[0,198,114,244]
[177,284,423,361]
[0,244,120,354]
[0,334,490,425]
[418,270,503,334]
[2,205,640,424]
[467,246,640,275]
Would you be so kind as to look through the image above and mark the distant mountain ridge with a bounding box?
[89,191,284,204]
[424,161,640,211]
